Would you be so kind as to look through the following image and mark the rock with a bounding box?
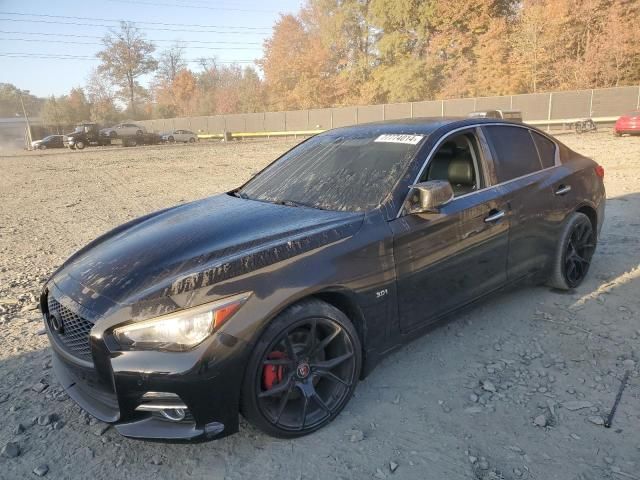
[588,416,604,426]
[37,414,54,426]
[389,461,399,473]
[94,423,110,436]
[470,393,479,403]
[347,429,364,442]
[604,456,614,465]
[392,395,401,405]
[563,400,593,411]
[53,421,65,430]
[14,423,25,434]
[33,464,49,477]
[478,458,490,470]
[622,359,635,369]
[482,380,497,393]
[468,456,478,464]
[374,468,386,479]
[534,415,547,427]
[32,381,49,393]
[1,442,20,458]
[464,406,484,414]
[151,455,163,465]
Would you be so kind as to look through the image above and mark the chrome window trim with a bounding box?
[395,122,561,219]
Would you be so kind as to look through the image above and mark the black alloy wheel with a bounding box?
[562,216,595,288]
[548,212,596,290]
[242,300,361,438]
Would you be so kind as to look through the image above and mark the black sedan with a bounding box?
[41,118,605,441]
[32,135,65,150]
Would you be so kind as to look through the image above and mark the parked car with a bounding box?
[102,123,147,138]
[41,118,604,442]
[31,134,65,150]
[161,129,198,143]
[614,111,640,136]
[468,110,523,122]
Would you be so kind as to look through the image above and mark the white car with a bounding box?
[161,129,198,143]
[103,123,147,137]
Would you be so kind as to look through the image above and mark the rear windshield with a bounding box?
[239,133,425,212]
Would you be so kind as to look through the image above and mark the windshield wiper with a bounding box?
[277,200,325,210]
[232,190,249,199]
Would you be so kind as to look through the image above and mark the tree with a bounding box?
[40,88,91,129]
[86,69,121,124]
[156,43,187,84]
[96,22,158,115]
[0,83,43,117]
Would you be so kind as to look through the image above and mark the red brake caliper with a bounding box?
[263,351,286,390]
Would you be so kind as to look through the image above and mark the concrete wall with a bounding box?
[135,85,640,133]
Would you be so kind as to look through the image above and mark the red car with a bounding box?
[614,111,640,136]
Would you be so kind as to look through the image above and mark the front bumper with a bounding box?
[43,287,250,442]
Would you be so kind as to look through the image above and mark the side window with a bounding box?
[420,131,484,197]
[531,131,556,169]
[483,126,542,183]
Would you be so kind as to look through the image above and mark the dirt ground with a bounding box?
[1,132,639,480]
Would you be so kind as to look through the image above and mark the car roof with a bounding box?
[321,117,522,136]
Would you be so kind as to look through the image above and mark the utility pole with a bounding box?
[19,92,33,149]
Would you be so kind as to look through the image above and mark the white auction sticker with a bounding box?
[374,134,424,145]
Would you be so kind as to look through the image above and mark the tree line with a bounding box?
[1,0,638,129]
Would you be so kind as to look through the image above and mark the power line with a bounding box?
[0,52,257,64]
[0,30,263,45]
[0,17,269,35]
[0,11,272,31]
[105,0,278,14]
[0,37,259,50]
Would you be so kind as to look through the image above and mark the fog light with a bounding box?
[136,392,188,421]
[160,408,186,422]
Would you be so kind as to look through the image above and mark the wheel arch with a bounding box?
[575,203,597,232]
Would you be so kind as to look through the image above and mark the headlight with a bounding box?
[112,293,250,351]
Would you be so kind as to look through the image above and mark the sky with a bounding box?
[0,0,302,97]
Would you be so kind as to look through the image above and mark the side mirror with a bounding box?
[405,180,454,214]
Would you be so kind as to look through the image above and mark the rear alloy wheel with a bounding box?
[75,141,85,150]
[547,212,596,290]
[242,299,361,438]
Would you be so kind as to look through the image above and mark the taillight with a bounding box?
[595,165,604,178]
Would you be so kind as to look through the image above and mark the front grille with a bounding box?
[47,296,94,361]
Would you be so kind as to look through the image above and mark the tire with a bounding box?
[547,212,596,290]
[39,145,47,150]
[189,137,196,143]
[241,299,361,438]
[75,141,85,150]
[168,136,175,143]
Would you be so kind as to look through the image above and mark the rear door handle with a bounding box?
[484,210,505,223]
[555,184,572,195]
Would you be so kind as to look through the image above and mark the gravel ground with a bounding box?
[1,133,639,480]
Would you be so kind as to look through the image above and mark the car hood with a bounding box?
[52,194,363,306]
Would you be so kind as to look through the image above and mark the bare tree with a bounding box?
[96,22,157,115]
[156,42,187,84]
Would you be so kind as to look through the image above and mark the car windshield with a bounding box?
[238,132,425,212]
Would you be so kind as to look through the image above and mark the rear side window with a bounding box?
[531,132,556,169]
[483,126,543,183]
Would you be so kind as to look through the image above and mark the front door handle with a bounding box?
[555,184,572,196]
[484,210,505,223]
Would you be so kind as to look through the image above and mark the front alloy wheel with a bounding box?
[242,299,361,438]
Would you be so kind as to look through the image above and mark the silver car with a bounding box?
[103,123,147,138]
[162,129,198,143]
